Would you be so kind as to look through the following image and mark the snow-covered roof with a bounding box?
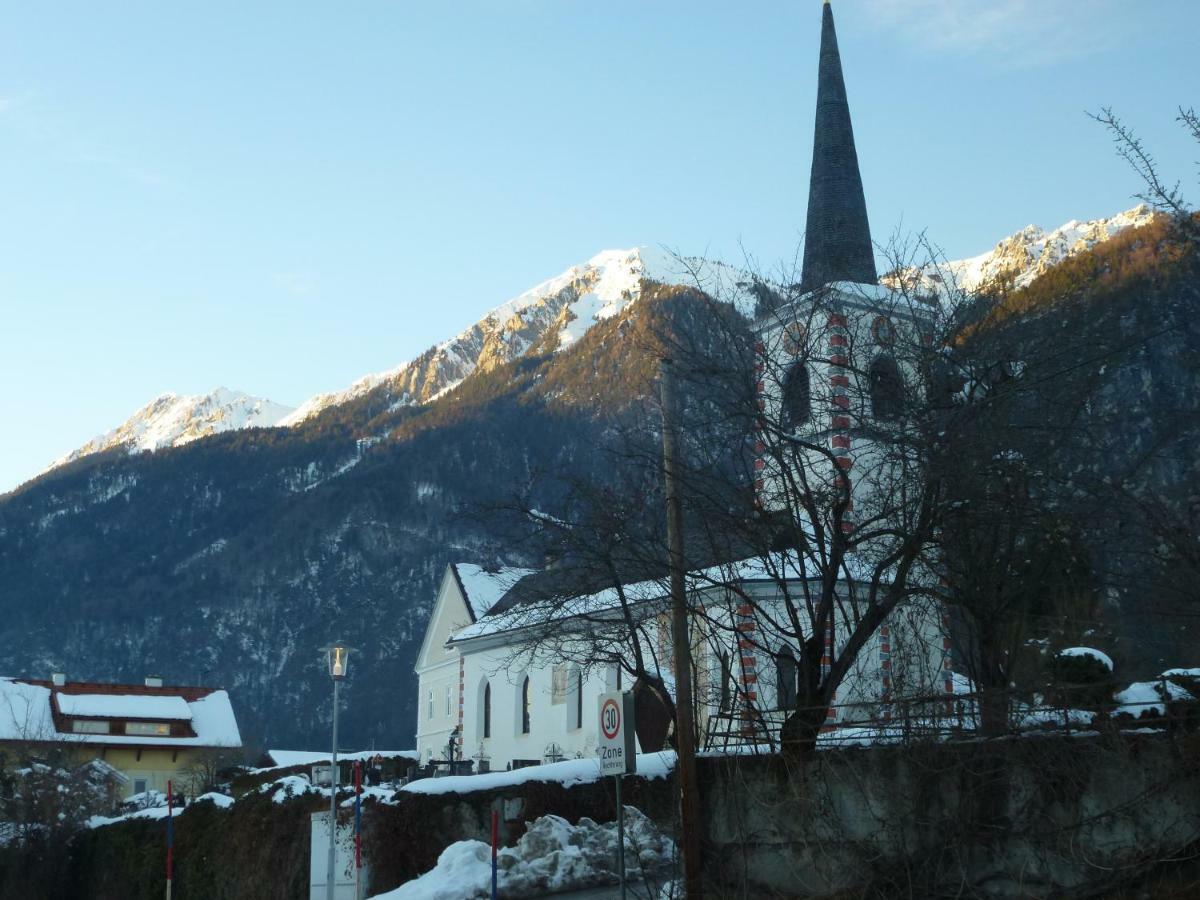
[450,550,886,644]
[451,564,536,621]
[0,678,242,749]
[56,693,193,720]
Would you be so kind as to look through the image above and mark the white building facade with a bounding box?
[412,0,953,773]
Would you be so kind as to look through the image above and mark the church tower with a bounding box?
[800,0,878,291]
[747,1,947,733]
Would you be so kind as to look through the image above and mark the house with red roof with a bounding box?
[0,673,242,798]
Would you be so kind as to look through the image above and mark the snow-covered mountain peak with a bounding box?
[946,204,1156,293]
[49,388,294,472]
[279,245,748,427]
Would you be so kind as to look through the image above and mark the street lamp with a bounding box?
[322,642,352,900]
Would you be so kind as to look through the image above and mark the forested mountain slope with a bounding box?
[0,286,735,750]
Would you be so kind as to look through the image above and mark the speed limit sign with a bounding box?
[597,691,636,775]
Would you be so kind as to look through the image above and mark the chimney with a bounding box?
[144,675,164,688]
[51,672,66,687]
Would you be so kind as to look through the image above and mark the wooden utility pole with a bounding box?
[660,358,704,897]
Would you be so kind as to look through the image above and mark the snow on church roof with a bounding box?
[450,551,885,644]
[451,564,536,621]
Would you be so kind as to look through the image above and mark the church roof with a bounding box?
[800,0,878,292]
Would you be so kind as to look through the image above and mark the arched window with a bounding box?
[781,364,811,430]
[570,666,583,730]
[520,676,531,735]
[776,647,798,711]
[718,651,732,712]
[869,356,904,420]
[483,682,491,739]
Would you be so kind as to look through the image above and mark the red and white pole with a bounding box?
[491,808,499,900]
[354,761,363,899]
[166,779,174,900]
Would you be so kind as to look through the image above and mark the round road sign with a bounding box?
[601,697,621,740]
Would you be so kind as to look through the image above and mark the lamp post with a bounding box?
[323,642,352,900]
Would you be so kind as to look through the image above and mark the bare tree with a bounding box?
[1091,106,1200,242]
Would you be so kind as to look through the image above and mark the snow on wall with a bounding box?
[400,751,675,797]
[260,749,419,771]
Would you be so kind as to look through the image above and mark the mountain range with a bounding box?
[2,205,1194,752]
[37,206,1156,485]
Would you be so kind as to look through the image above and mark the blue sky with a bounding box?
[1,0,1197,490]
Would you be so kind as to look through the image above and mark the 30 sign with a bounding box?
[597,691,636,776]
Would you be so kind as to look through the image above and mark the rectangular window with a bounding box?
[124,722,171,736]
[573,673,583,730]
[427,689,434,720]
[72,719,110,734]
[445,685,452,717]
[551,665,567,705]
[133,778,148,795]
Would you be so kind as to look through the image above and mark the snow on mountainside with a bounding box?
[50,388,294,470]
[280,246,752,427]
[944,205,1157,293]
[43,208,1157,474]
[284,208,1158,429]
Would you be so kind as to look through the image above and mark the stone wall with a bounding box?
[697,732,1200,897]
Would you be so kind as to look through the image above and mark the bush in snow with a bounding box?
[1045,647,1115,712]
[0,756,124,844]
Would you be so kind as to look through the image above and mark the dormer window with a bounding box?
[125,722,172,737]
[71,720,110,734]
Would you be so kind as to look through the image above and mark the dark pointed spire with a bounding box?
[800,0,877,292]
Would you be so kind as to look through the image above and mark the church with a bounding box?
[414,1,951,772]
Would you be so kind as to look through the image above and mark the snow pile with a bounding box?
[49,387,294,472]
[371,807,673,900]
[259,774,322,804]
[400,752,675,797]
[193,792,235,809]
[1115,675,1196,719]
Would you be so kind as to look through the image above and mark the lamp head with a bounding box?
[323,643,353,680]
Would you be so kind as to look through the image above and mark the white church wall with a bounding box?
[414,571,473,764]
[458,641,623,773]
